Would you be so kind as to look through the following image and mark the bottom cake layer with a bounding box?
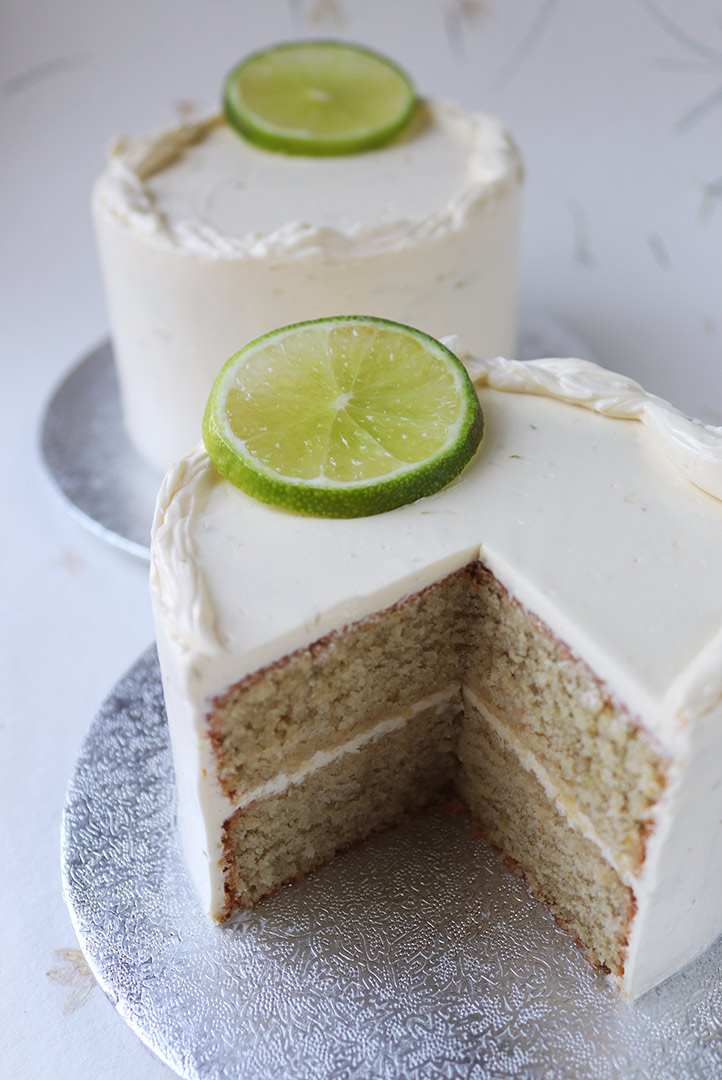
[218,690,633,981]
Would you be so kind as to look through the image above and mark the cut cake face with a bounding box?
[150,347,722,1000]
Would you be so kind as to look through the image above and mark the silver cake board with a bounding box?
[40,309,596,561]
[62,647,722,1080]
[39,339,161,558]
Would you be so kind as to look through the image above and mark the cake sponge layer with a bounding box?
[457,695,634,977]
[210,563,667,875]
[219,683,634,979]
[209,571,472,800]
[219,696,461,914]
[467,566,668,871]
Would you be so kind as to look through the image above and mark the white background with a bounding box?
[2,1,721,1076]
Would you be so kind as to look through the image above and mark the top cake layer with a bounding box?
[151,347,722,748]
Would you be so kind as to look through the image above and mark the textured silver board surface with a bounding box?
[62,648,722,1080]
[39,310,594,561]
[39,340,162,558]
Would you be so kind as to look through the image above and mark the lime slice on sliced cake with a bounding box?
[223,41,417,155]
[202,316,484,518]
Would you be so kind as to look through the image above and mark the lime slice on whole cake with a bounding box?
[202,316,484,518]
[223,41,417,155]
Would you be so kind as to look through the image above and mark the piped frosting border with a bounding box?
[93,102,523,259]
[455,347,722,501]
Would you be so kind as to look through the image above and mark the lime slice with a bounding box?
[202,316,483,518]
[223,41,417,155]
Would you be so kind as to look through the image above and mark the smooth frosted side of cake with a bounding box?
[624,626,722,995]
[94,190,520,471]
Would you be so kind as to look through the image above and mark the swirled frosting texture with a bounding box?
[96,103,521,258]
[460,349,722,500]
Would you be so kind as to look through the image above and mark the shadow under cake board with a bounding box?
[62,647,722,1080]
[40,309,597,560]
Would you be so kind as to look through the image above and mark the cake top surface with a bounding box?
[93,101,521,257]
[150,348,722,749]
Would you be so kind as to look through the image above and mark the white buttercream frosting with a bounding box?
[93,102,522,469]
[98,103,521,257]
[150,349,722,998]
[460,347,722,500]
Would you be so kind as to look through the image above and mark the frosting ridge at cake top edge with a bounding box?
[454,345,722,502]
[92,100,523,259]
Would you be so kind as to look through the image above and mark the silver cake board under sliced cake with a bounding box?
[40,309,596,560]
[62,647,722,1080]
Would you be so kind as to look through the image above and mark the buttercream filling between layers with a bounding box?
[227,684,462,813]
[462,687,643,887]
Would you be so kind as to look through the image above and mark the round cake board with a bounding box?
[62,647,722,1080]
[40,310,597,560]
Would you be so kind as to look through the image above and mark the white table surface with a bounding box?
[2,1,721,1076]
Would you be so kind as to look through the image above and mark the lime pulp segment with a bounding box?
[223,41,417,155]
[202,317,484,518]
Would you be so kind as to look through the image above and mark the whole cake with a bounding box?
[93,102,522,471]
[150,343,722,1000]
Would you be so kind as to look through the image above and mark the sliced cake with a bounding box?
[150,341,722,1000]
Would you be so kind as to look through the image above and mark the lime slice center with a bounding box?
[222,323,466,485]
[305,87,332,105]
